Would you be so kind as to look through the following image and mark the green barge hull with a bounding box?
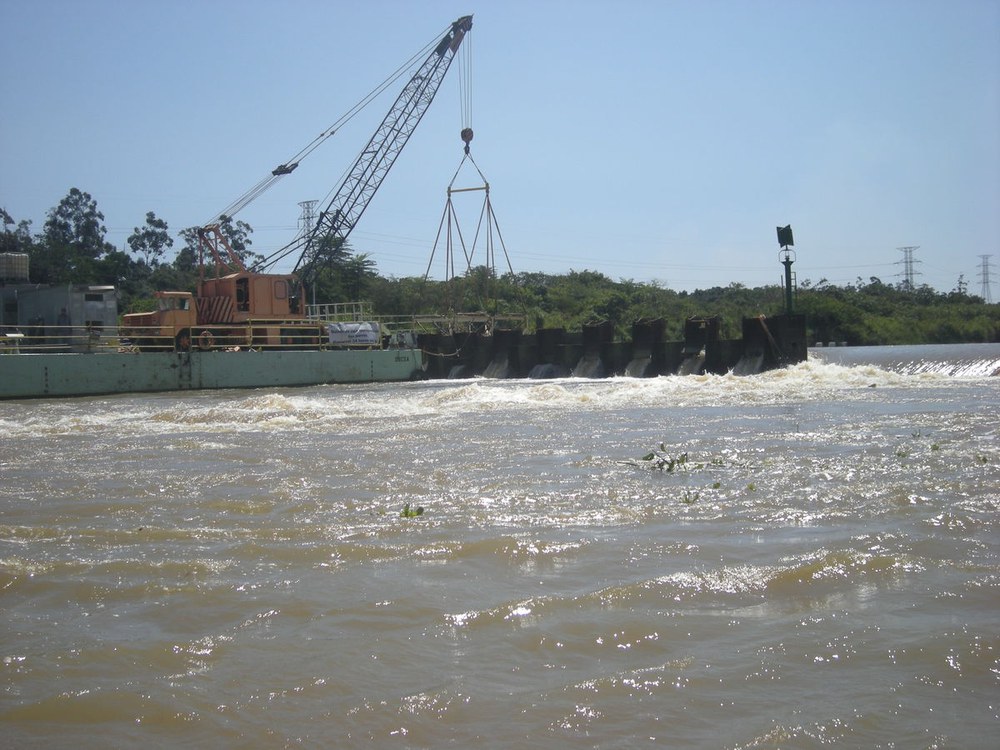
[0,348,424,400]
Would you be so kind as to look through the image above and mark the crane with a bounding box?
[124,15,473,352]
[257,14,473,297]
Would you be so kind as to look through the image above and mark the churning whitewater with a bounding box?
[1,346,998,749]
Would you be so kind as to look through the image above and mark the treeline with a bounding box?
[2,189,264,308]
[365,269,998,346]
[3,189,997,346]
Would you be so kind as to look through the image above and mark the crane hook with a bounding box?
[461,127,474,155]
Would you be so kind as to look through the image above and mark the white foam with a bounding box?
[0,354,983,440]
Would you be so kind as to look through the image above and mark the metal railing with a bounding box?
[306,301,372,322]
[0,322,325,353]
[117,321,327,352]
[1,311,529,355]
[306,302,526,336]
[1,324,119,353]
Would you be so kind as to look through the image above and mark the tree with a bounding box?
[0,213,35,257]
[94,248,136,288]
[172,216,262,282]
[128,228,199,297]
[309,235,357,302]
[216,215,262,269]
[31,188,114,284]
[127,211,173,267]
[343,253,378,300]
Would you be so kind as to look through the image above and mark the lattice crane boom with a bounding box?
[293,15,473,291]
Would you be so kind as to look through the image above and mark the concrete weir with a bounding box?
[420,314,807,380]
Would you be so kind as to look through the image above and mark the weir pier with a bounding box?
[418,313,807,380]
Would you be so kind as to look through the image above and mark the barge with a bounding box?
[0,346,424,400]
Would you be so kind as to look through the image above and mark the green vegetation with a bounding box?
[795,277,997,345]
[3,189,997,345]
[622,444,691,473]
[400,503,424,518]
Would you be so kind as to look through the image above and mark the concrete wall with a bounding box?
[420,314,808,379]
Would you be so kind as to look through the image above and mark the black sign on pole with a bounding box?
[776,225,794,248]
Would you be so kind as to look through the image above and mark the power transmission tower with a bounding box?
[297,200,318,240]
[978,254,994,303]
[896,246,921,290]
[294,200,321,307]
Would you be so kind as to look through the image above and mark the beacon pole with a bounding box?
[777,224,795,315]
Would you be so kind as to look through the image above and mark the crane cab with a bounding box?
[197,271,304,322]
[120,291,198,350]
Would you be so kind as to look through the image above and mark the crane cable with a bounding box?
[308,21,477,244]
[207,25,451,225]
[457,30,473,137]
[456,30,475,155]
[256,19,473,273]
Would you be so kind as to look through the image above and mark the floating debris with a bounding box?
[400,503,425,518]
[622,444,690,473]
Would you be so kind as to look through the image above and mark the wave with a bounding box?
[1,687,194,728]
[1,346,987,439]
[810,343,1000,377]
[390,360,946,415]
[439,540,922,638]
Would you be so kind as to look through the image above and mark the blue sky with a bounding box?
[2,0,998,294]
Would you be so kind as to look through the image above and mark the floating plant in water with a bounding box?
[400,503,424,518]
[622,444,690,473]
